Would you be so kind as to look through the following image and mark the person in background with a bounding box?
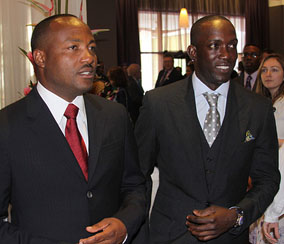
[95,59,108,82]
[127,64,144,95]
[262,48,275,60]
[0,14,146,244]
[233,44,262,91]
[184,62,195,78]
[121,62,129,75]
[256,53,284,147]
[99,67,126,103]
[155,53,183,88]
[175,66,182,76]
[89,79,105,95]
[135,15,280,243]
[106,66,129,108]
[249,53,284,244]
[127,64,144,125]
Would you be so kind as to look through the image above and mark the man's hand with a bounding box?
[78,217,127,244]
[263,221,280,243]
[186,205,237,241]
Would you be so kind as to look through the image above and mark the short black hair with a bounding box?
[243,43,262,53]
[163,53,174,60]
[190,15,234,46]
[31,14,77,52]
[107,66,128,88]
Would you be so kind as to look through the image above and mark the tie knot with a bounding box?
[64,104,79,119]
[246,75,252,89]
[247,75,252,82]
[203,92,219,107]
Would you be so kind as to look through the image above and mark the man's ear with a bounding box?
[33,49,46,68]
[187,45,197,61]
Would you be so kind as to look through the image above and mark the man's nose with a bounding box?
[219,46,229,59]
[81,48,95,65]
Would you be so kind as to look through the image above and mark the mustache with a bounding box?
[81,63,94,69]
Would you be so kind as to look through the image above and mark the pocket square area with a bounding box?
[244,130,255,142]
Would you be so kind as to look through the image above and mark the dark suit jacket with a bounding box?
[233,72,257,92]
[0,88,146,244]
[155,68,183,88]
[135,77,280,243]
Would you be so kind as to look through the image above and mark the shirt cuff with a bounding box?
[122,233,128,244]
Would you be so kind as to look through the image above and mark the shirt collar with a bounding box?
[192,72,230,98]
[244,70,258,81]
[36,81,87,124]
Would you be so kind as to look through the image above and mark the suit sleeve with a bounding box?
[112,107,147,241]
[233,101,280,234]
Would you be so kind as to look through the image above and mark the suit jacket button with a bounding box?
[87,191,93,199]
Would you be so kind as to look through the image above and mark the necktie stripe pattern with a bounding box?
[203,92,221,147]
[64,104,88,181]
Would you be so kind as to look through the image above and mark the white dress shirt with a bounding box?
[36,82,89,153]
[274,97,284,140]
[192,72,229,129]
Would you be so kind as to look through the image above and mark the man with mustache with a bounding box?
[0,14,146,244]
[135,15,279,243]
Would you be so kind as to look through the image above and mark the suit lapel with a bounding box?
[84,95,106,182]
[216,82,250,170]
[26,88,88,182]
[167,78,209,196]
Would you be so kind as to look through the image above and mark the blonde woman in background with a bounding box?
[256,53,284,147]
[250,53,284,244]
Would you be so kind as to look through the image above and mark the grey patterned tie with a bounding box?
[203,92,221,147]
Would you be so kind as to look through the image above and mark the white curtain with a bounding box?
[139,11,246,91]
[0,0,87,108]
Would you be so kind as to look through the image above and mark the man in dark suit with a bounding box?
[126,64,144,125]
[0,14,146,244]
[155,53,183,88]
[135,15,280,243]
[233,44,262,91]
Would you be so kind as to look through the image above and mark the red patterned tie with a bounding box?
[64,104,88,181]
